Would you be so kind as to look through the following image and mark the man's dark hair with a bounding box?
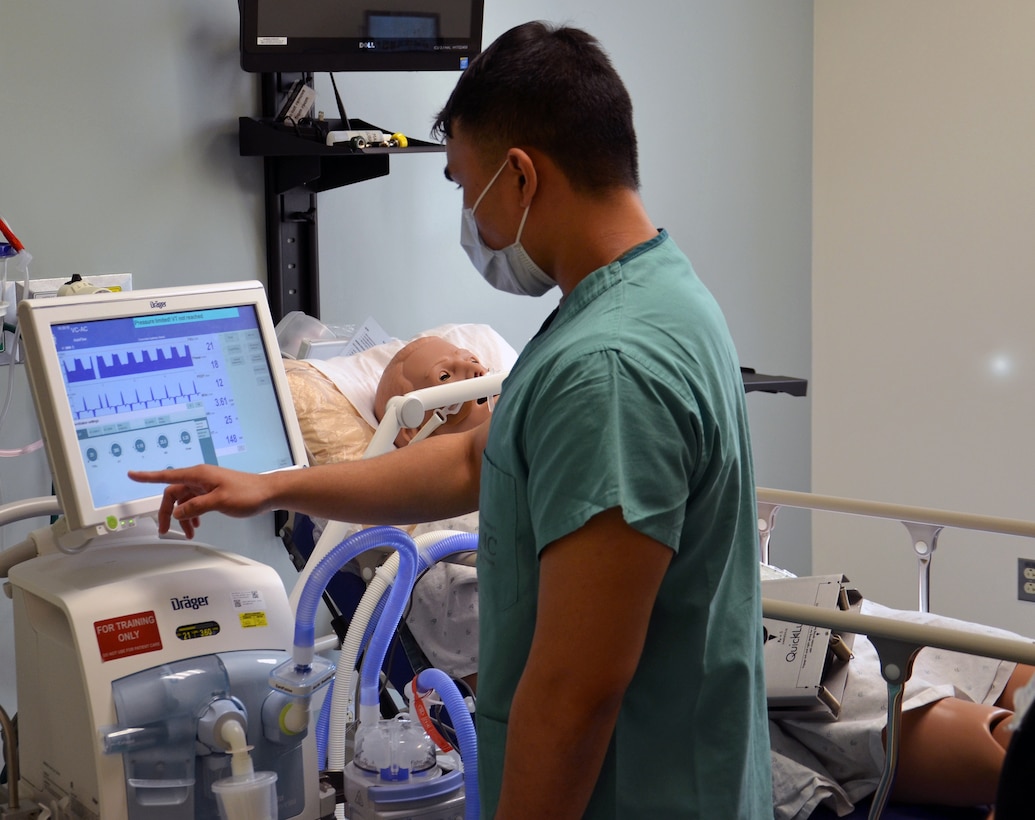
[432,21,640,194]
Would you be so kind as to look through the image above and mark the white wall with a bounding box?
[0,0,813,714]
[813,1,1035,633]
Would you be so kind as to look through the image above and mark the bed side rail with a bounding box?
[756,487,1035,613]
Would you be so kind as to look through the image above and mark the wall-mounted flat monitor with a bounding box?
[17,280,308,545]
[239,0,484,73]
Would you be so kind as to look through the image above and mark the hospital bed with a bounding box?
[279,324,1035,820]
[758,488,1035,820]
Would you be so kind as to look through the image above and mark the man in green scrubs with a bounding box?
[133,20,772,819]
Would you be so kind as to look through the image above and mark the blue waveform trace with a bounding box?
[73,378,202,419]
[64,357,97,384]
[95,345,194,379]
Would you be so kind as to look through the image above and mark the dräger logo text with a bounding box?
[171,594,210,611]
[150,300,167,309]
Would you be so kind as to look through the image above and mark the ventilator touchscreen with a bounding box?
[17,280,307,543]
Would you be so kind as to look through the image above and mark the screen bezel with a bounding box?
[239,0,484,73]
[17,280,309,541]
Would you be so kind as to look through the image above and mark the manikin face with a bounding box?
[374,336,493,445]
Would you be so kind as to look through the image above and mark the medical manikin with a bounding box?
[372,336,489,694]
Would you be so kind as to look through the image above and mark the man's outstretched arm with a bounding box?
[129,419,489,538]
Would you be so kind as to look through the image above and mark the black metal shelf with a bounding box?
[239,71,446,324]
[741,368,808,396]
[239,116,444,194]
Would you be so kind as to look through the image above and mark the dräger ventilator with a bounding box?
[3,281,481,819]
[7,281,329,820]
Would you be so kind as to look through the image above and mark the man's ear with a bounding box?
[506,148,538,207]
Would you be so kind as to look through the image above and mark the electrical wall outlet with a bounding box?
[1018,558,1035,602]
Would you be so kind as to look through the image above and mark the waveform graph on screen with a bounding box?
[61,339,217,509]
[64,344,200,420]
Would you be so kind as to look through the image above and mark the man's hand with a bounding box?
[128,465,275,538]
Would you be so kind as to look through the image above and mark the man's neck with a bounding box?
[547,190,658,296]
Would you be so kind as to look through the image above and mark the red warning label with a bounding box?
[95,611,163,662]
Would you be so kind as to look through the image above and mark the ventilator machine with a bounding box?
[2,281,477,819]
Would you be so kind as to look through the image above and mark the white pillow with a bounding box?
[306,323,518,430]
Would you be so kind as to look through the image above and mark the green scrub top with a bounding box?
[476,231,773,818]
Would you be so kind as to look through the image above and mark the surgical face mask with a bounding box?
[460,160,555,297]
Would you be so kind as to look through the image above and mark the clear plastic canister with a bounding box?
[211,770,279,820]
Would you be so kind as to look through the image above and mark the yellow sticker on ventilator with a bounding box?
[231,591,268,628]
[239,611,269,628]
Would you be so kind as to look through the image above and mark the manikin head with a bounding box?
[374,336,492,447]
